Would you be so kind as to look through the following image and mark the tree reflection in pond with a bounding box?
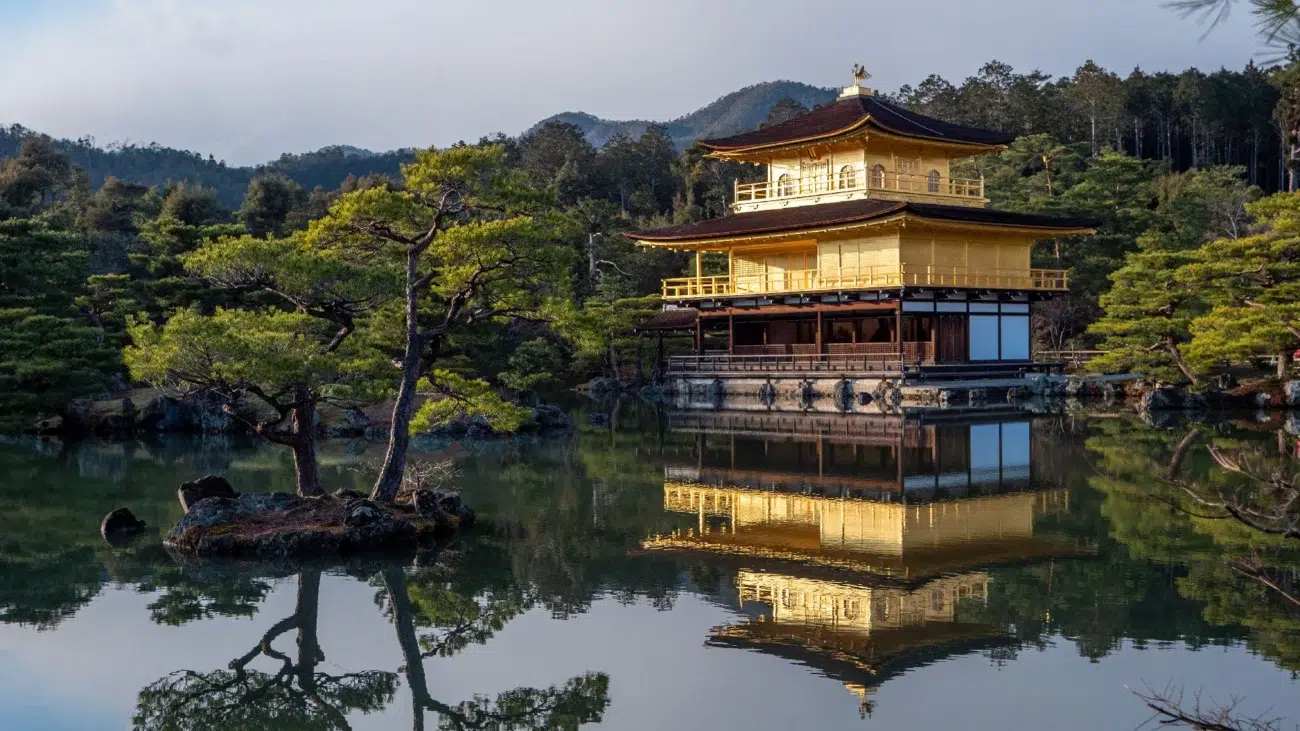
[133,570,398,730]
[131,563,610,731]
[380,566,610,731]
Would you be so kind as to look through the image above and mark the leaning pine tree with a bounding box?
[123,235,392,497]
[304,145,575,503]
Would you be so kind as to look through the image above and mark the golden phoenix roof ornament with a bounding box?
[852,63,872,85]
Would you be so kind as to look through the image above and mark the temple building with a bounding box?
[630,70,1092,386]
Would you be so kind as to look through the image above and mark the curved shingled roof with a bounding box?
[626,200,1095,244]
[699,95,1015,152]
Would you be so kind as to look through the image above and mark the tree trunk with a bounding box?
[372,254,425,504]
[1165,336,1200,386]
[1279,349,1291,380]
[289,385,324,497]
[1089,107,1098,158]
[291,419,323,498]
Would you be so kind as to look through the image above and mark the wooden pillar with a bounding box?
[816,309,823,355]
[895,302,904,371]
[694,319,703,355]
[728,313,735,355]
[695,250,703,296]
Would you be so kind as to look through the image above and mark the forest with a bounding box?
[6,47,1300,436]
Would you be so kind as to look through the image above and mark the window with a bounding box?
[843,599,860,620]
[806,161,830,192]
[776,173,794,196]
[870,164,886,189]
[1000,315,1030,360]
[931,589,946,612]
[927,170,941,193]
[969,315,999,360]
[838,165,857,190]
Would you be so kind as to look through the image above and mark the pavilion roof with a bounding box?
[626,199,1095,244]
[698,94,1015,153]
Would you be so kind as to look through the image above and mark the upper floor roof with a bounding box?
[628,199,1095,246]
[699,89,1015,157]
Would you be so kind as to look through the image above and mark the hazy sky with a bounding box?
[0,0,1265,165]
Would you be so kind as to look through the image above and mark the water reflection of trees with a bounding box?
[134,571,398,730]
[12,411,1300,727]
[1085,417,1300,673]
[132,560,610,731]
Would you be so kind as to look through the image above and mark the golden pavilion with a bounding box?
[631,69,1092,381]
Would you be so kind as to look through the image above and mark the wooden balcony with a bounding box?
[662,265,1069,300]
[669,344,934,377]
[735,170,985,205]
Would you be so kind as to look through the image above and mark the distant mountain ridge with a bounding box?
[1,80,837,207]
[527,80,839,149]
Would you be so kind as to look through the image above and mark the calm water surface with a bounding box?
[3,407,1300,730]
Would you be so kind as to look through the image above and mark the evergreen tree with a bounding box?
[1181,192,1300,377]
[238,173,306,238]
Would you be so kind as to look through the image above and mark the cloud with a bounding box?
[0,0,1263,165]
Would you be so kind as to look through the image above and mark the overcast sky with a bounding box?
[0,0,1265,165]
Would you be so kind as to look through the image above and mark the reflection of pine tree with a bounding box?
[133,571,398,731]
[379,566,610,731]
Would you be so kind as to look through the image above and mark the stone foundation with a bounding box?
[666,373,1127,414]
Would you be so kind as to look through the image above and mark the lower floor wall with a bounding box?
[698,298,1033,364]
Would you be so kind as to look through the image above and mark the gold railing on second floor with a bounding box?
[662,264,1069,299]
[734,171,985,204]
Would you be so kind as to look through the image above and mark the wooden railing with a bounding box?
[669,346,934,375]
[662,265,1069,299]
[734,171,985,204]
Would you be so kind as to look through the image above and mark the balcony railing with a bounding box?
[735,170,985,204]
[662,265,1069,299]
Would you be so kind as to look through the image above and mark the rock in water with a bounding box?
[432,491,475,528]
[344,500,382,528]
[531,404,571,431]
[178,474,239,513]
[412,490,443,518]
[101,507,147,546]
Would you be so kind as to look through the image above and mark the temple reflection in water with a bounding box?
[643,410,1085,712]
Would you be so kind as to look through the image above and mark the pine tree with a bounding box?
[1181,192,1300,377]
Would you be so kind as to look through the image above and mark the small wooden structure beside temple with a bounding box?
[630,71,1092,402]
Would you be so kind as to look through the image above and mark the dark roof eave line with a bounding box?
[700,121,1012,154]
[626,208,1096,243]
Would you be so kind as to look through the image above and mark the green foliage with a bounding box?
[238,173,306,238]
[1181,192,1300,367]
[411,370,531,434]
[500,338,567,395]
[0,215,118,424]
[125,308,350,396]
[560,295,661,380]
[0,309,117,427]
[1088,247,1205,380]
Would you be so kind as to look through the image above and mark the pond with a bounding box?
[3,407,1300,730]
